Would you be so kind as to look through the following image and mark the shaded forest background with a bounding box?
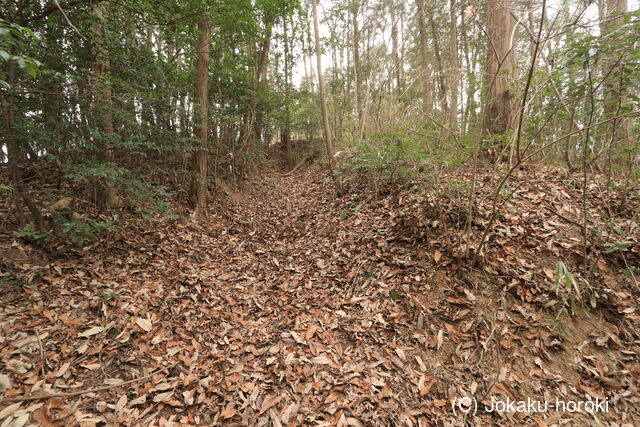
[1,0,638,228]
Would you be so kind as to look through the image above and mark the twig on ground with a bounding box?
[35,333,46,378]
[282,156,309,177]
[0,364,175,403]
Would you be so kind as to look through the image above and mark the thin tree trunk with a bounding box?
[427,9,449,116]
[352,0,363,131]
[238,17,273,179]
[391,8,402,97]
[604,0,631,161]
[283,14,293,169]
[416,0,431,113]
[449,0,459,129]
[312,0,344,196]
[460,14,475,132]
[2,50,44,231]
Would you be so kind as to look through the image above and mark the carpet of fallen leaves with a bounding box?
[1,162,639,426]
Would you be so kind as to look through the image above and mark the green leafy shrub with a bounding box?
[58,216,114,248]
[344,126,430,187]
[16,224,50,242]
[18,213,115,248]
[554,261,582,316]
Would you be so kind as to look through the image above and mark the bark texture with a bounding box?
[483,0,516,137]
[91,2,116,210]
[190,19,210,218]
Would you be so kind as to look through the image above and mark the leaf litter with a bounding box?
[0,164,639,426]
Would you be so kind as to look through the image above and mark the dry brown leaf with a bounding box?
[220,407,237,419]
[0,403,21,420]
[136,317,153,332]
[305,324,318,341]
[311,355,333,365]
[419,381,435,396]
[78,326,104,337]
[259,394,284,414]
[60,313,82,326]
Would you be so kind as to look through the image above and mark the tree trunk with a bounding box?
[449,0,459,129]
[91,2,116,210]
[352,0,363,130]
[460,15,477,133]
[312,0,344,196]
[238,17,273,180]
[190,19,210,218]
[306,12,316,92]
[283,14,294,169]
[483,0,516,142]
[416,0,431,113]
[391,8,402,97]
[2,50,44,231]
[603,0,631,160]
[427,9,449,116]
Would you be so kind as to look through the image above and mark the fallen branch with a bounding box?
[281,156,309,177]
[0,364,174,403]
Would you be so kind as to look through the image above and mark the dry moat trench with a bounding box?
[1,163,639,426]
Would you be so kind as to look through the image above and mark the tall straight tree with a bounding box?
[91,2,116,210]
[282,14,294,169]
[449,0,459,129]
[427,8,449,115]
[2,48,44,231]
[312,0,344,196]
[238,14,274,180]
[351,0,363,129]
[603,0,631,154]
[416,0,431,113]
[190,19,210,218]
[391,7,402,97]
[483,0,516,143]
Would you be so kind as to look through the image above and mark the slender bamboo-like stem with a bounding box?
[312,0,344,196]
[514,0,546,163]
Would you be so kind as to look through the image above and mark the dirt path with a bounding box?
[1,166,638,426]
[1,168,432,426]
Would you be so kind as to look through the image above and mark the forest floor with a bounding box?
[1,159,639,426]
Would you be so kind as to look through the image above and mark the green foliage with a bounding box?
[340,202,363,220]
[0,19,42,86]
[17,224,50,242]
[100,291,119,306]
[388,289,402,301]
[0,273,30,291]
[1,0,302,235]
[57,216,115,248]
[603,240,633,254]
[17,211,115,249]
[129,183,178,219]
[289,89,322,138]
[344,126,430,184]
[554,261,581,316]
